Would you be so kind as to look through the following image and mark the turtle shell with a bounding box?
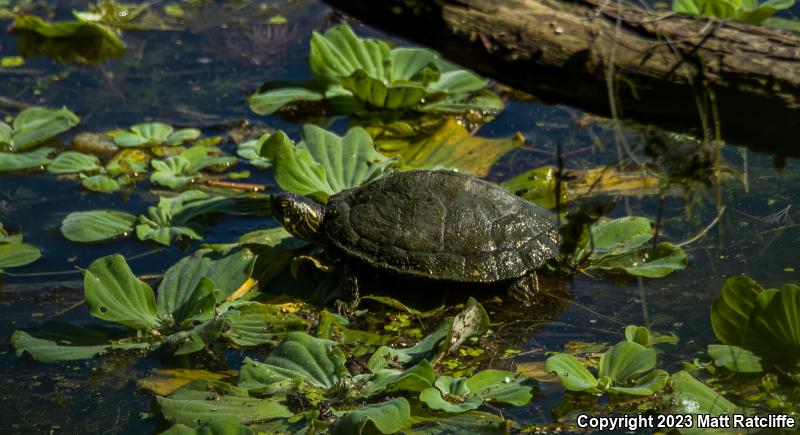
[323,170,560,282]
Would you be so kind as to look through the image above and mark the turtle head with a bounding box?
[271,192,326,242]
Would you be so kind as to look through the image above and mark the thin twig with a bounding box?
[676,205,726,247]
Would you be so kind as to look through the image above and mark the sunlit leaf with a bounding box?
[668,371,737,421]
[465,370,536,406]
[14,14,125,65]
[608,369,669,395]
[501,166,565,209]
[0,242,40,268]
[396,118,522,176]
[589,242,688,278]
[264,125,391,201]
[0,147,54,172]
[222,302,309,347]
[47,151,102,174]
[162,317,225,356]
[11,323,113,363]
[354,359,436,398]
[420,383,482,413]
[61,210,137,242]
[156,380,291,426]
[81,174,123,192]
[446,297,490,355]
[367,319,452,371]
[236,133,273,169]
[249,87,325,115]
[545,353,600,393]
[624,325,652,347]
[10,107,80,150]
[598,341,657,383]
[707,344,764,373]
[84,254,160,331]
[710,276,763,347]
[238,332,348,392]
[138,368,237,396]
[332,397,410,435]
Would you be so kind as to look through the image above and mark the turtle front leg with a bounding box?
[507,271,540,306]
[335,259,361,316]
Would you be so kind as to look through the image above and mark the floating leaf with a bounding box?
[607,369,669,395]
[162,317,225,356]
[238,332,348,392]
[707,344,764,373]
[465,370,536,406]
[10,323,113,363]
[332,397,410,435]
[81,174,123,192]
[114,122,199,148]
[668,371,737,425]
[156,380,291,426]
[14,14,125,64]
[249,88,325,116]
[598,341,657,383]
[589,242,688,278]
[501,166,565,209]
[264,125,391,201]
[0,147,55,172]
[544,353,599,393]
[406,405,512,434]
[138,368,236,396]
[236,133,273,169]
[160,421,254,435]
[157,249,256,323]
[367,319,452,371]
[710,276,763,347]
[0,242,41,268]
[61,210,137,242]
[84,254,160,331]
[420,381,482,413]
[222,303,309,347]
[396,118,523,176]
[354,359,436,398]
[47,151,102,174]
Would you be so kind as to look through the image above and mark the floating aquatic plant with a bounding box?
[13,12,125,64]
[249,24,503,120]
[673,0,793,24]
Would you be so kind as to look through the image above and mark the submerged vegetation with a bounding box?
[2,2,800,434]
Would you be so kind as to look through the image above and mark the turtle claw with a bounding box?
[507,272,540,306]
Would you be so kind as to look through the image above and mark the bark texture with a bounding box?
[325,0,800,156]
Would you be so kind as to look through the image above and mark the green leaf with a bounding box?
[238,332,348,392]
[711,276,763,346]
[545,353,599,393]
[707,344,764,373]
[354,359,436,398]
[61,210,137,242]
[446,297,490,354]
[420,384,483,413]
[426,69,488,95]
[10,323,113,363]
[222,303,309,347]
[747,284,800,364]
[397,118,523,177]
[249,87,325,115]
[0,242,40,268]
[151,155,195,189]
[308,25,391,85]
[625,325,652,347]
[608,369,669,395]
[160,421,254,435]
[406,405,513,434]
[367,319,452,371]
[585,217,653,259]
[598,341,657,383]
[236,134,273,169]
[0,147,55,172]
[13,14,125,65]
[669,371,737,415]
[465,370,536,406]
[332,397,410,435]
[10,106,80,150]
[114,122,177,147]
[47,151,101,174]
[0,122,12,147]
[156,380,291,426]
[673,0,702,15]
[157,248,256,315]
[266,125,390,200]
[84,254,160,331]
[163,317,225,356]
[167,128,201,146]
[589,242,688,278]
[501,166,565,209]
[81,174,122,192]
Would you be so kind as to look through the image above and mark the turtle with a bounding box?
[271,169,560,305]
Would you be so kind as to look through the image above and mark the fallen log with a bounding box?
[324,0,800,157]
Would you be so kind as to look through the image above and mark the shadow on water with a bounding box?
[1,0,800,433]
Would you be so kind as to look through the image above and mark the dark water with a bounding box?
[1,0,799,433]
